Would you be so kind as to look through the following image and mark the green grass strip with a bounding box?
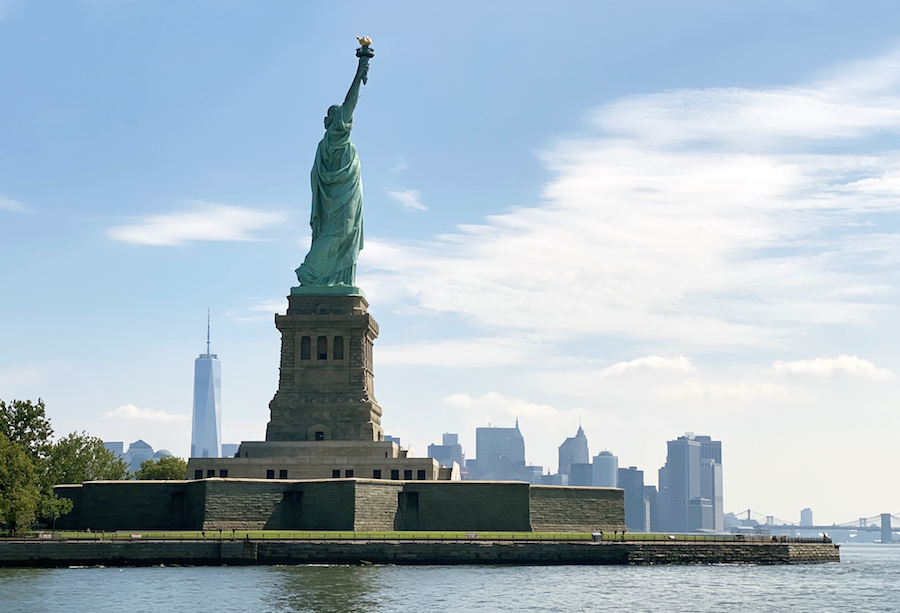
[35,531,767,542]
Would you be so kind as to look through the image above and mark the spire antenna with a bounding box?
[206,308,211,355]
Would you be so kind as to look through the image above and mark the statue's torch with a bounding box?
[356,36,374,84]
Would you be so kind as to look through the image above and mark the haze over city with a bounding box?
[2,1,899,525]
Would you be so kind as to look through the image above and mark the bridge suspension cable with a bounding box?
[735,510,899,528]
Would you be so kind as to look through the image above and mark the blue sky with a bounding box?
[3,1,900,523]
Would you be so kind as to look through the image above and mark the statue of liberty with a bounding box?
[294,37,373,293]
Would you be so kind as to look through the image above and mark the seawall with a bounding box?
[0,539,839,567]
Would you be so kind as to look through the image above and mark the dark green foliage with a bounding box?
[0,398,128,531]
[0,433,40,534]
[134,455,188,480]
[46,432,128,484]
[0,398,53,460]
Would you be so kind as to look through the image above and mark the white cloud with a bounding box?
[104,404,188,422]
[390,159,408,173]
[595,50,900,149]
[444,392,561,419]
[107,202,285,246]
[773,355,894,379]
[660,379,788,401]
[378,338,535,367]
[387,189,427,212]
[226,298,286,322]
[360,49,900,351]
[599,355,694,377]
[0,197,27,213]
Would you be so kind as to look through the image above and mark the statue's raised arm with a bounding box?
[294,37,374,294]
[341,37,372,122]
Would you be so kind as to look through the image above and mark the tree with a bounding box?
[1,398,129,530]
[38,432,124,526]
[134,455,187,480]
[45,432,128,485]
[0,433,40,534]
[0,399,53,460]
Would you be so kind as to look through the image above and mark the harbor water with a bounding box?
[1,544,897,612]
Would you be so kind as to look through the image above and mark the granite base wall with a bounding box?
[54,479,624,534]
[55,481,206,532]
[529,485,625,532]
[397,482,531,531]
[354,481,404,531]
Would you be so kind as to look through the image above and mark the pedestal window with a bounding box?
[300,336,311,360]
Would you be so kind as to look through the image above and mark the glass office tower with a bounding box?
[191,316,221,458]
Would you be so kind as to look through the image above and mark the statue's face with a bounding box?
[324,105,340,129]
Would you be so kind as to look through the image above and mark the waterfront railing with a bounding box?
[0,531,832,544]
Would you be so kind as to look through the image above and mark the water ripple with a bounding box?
[0,544,897,613]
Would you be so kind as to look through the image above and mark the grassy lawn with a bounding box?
[47,530,592,541]
[34,531,755,542]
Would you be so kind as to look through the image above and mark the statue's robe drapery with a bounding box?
[295,105,364,286]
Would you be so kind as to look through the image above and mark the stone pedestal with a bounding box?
[265,293,384,443]
[186,291,459,481]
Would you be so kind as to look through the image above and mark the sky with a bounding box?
[1,0,899,525]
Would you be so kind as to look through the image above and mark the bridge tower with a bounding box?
[881,513,893,544]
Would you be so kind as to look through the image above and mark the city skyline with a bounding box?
[429,424,731,533]
[2,2,900,523]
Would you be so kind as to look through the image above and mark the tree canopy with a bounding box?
[0,398,53,460]
[0,398,129,533]
[0,433,40,534]
[134,455,187,480]
[45,432,128,484]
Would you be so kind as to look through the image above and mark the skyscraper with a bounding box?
[700,458,724,531]
[103,441,124,458]
[557,425,589,476]
[618,466,647,531]
[644,485,660,531]
[658,433,723,532]
[800,508,814,527]
[569,463,593,486]
[191,312,222,459]
[467,421,526,480]
[661,434,701,532]
[592,450,618,487]
[122,439,157,472]
[696,435,724,532]
[428,433,465,469]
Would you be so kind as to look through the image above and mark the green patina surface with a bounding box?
[290,285,365,297]
[295,42,372,291]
